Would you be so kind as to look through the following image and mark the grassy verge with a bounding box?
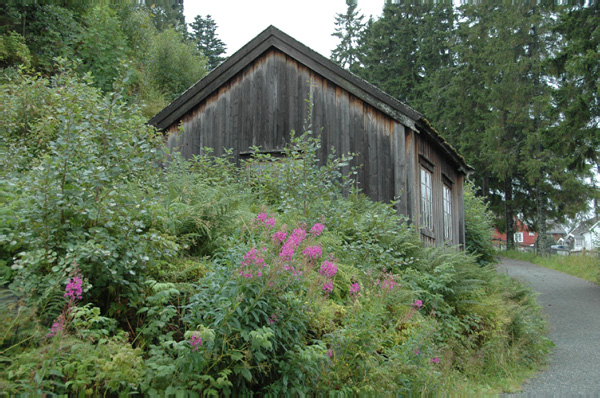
[502,250,600,284]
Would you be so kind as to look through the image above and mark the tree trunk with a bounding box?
[536,184,548,255]
[505,179,515,251]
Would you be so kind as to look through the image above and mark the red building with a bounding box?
[493,219,538,250]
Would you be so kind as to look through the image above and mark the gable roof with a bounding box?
[149,25,473,174]
[569,217,600,237]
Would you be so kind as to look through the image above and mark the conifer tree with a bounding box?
[331,2,365,71]
[190,14,227,70]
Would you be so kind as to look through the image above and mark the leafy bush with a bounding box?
[1,67,178,319]
[464,181,497,265]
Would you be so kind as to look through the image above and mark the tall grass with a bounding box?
[502,250,600,284]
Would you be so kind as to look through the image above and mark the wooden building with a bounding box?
[149,26,473,247]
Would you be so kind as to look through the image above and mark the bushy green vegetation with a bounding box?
[503,250,600,285]
[0,70,552,395]
[0,4,208,118]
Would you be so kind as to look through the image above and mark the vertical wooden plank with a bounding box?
[265,52,276,150]
[240,67,251,151]
[338,88,351,182]
[255,57,266,149]
[350,96,365,192]
[405,129,416,224]
[366,106,377,200]
[287,55,299,138]
[275,52,288,149]
[393,123,407,215]
[325,79,336,162]
[231,75,240,161]
[381,118,392,202]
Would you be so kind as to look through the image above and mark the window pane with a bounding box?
[420,167,433,230]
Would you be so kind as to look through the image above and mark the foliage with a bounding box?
[189,14,227,70]
[464,181,497,265]
[331,3,366,71]
[146,28,208,102]
[0,4,208,117]
[1,67,178,319]
[0,68,553,395]
[0,31,31,69]
[75,6,128,93]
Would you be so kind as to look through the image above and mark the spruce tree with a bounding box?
[331,2,365,71]
[190,14,227,70]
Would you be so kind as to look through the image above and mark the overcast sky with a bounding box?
[184,1,386,58]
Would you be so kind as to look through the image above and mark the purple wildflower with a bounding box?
[431,357,439,364]
[280,245,295,261]
[265,218,276,229]
[256,213,268,222]
[272,230,287,243]
[310,223,325,236]
[322,281,334,293]
[319,261,338,278]
[47,314,65,338]
[412,299,423,310]
[64,276,83,301]
[190,334,203,351]
[349,282,360,295]
[381,278,397,291]
[327,349,333,358]
[303,245,322,259]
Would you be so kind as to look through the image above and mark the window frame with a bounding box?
[420,166,433,232]
[442,183,452,242]
[514,232,524,243]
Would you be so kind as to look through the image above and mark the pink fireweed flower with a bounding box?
[272,230,287,243]
[381,278,397,290]
[412,299,423,310]
[414,348,421,356]
[319,261,338,278]
[46,314,65,338]
[190,334,202,352]
[244,273,253,278]
[287,228,307,248]
[256,212,268,222]
[303,245,322,259]
[265,218,276,229]
[327,349,333,358]
[310,223,325,236]
[268,314,278,324]
[431,357,439,364]
[64,276,83,301]
[242,248,265,268]
[257,271,262,277]
[349,282,360,295]
[322,281,334,293]
[279,245,295,261]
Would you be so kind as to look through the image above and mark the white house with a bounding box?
[567,217,600,252]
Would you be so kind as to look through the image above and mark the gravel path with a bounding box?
[496,257,600,397]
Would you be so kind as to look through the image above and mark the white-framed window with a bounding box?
[528,232,535,236]
[514,232,524,243]
[420,167,433,230]
[443,184,452,241]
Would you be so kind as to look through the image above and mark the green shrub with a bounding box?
[1,67,178,319]
[464,181,497,265]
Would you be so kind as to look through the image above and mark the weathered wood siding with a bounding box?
[167,48,398,204]
[166,48,465,246]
